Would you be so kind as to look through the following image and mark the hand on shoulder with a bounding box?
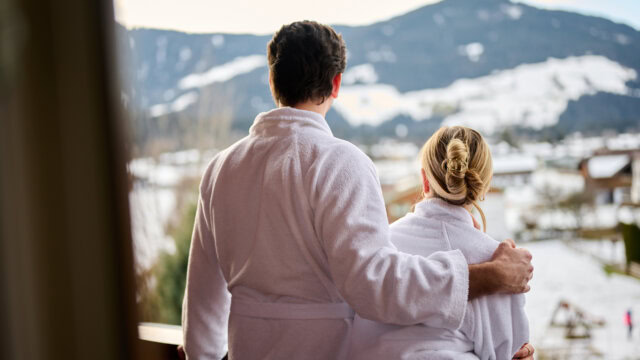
[491,239,534,294]
[468,239,533,299]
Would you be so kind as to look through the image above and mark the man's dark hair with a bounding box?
[267,21,347,107]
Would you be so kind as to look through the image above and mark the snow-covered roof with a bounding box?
[587,154,630,179]
[493,154,537,175]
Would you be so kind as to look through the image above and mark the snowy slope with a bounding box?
[333,55,637,133]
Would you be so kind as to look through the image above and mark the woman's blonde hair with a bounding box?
[420,126,493,231]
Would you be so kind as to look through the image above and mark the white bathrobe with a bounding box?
[349,198,529,360]
[182,107,470,359]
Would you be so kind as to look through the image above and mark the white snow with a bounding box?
[211,35,225,48]
[137,62,149,80]
[615,33,631,45]
[369,140,419,160]
[158,149,201,165]
[250,96,270,111]
[458,42,485,62]
[493,154,538,174]
[525,241,640,359]
[129,186,177,269]
[433,13,446,26]
[156,36,167,65]
[163,89,176,101]
[588,154,630,178]
[531,168,585,195]
[395,124,408,138]
[334,84,405,126]
[179,47,192,62]
[128,149,216,268]
[366,46,397,63]
[606,134,640,150]
[477,9,491,22]
[148,91,199,117]
[589,27,609,41]
[177,54,267,90]
[333,55,637,131]
[128,152,211,187]
[500,4,523,20]
[374,159,418,186]
[343,63,378,85]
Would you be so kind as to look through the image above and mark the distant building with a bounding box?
[490,154,537,189]
[633,153,640,204]
[579,150,638,205]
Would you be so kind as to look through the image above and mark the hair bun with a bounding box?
[445,139,469,177]
[464,168,484,203]
[442,138,469,202]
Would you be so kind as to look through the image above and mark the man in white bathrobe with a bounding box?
[182,21,535,360]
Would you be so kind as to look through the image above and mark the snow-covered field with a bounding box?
[525,240,640,359]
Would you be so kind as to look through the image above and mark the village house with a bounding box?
[579,149,638,205]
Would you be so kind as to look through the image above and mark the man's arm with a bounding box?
[182,196,230,360]
[310,145,469,329]
[468,239,534,300]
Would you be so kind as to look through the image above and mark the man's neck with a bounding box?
[285,98,332,118]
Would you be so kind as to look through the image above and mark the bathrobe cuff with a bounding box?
[446,249,469,331]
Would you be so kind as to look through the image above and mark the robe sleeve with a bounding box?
[461,294,529,360]
[182,194,231,360]
[309,143,469,329]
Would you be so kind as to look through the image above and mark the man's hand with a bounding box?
[491,239,533,294]
[468,239,533,299]
[513,343,534,359]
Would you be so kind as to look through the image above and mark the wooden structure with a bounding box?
[537,300,606,359]
[579,150,637,205]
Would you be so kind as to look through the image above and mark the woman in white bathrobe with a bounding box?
[350,126,530,360]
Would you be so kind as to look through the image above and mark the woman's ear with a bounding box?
[421,168,430,195]
[331,73,342,99]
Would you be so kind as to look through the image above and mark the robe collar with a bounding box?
[414,197,475,227]
[250,107,333,137]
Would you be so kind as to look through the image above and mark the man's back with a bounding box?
[206,107,360,303]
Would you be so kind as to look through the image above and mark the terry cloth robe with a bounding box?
[182,107,470,360]
[349,198,529,360]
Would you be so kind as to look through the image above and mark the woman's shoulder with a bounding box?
[389,213,451,257]
[441,221,499,264]
[389,209,500,264]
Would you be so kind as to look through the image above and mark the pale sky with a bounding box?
[114,0,640,34]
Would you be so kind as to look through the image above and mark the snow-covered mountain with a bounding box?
[335,55,636,133]
[118,0,640,151]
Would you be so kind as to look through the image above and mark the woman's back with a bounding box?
[350,198,529,360]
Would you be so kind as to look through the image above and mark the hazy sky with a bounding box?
[114,0,640,34]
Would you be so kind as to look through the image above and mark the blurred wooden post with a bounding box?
[0,0,156,358]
